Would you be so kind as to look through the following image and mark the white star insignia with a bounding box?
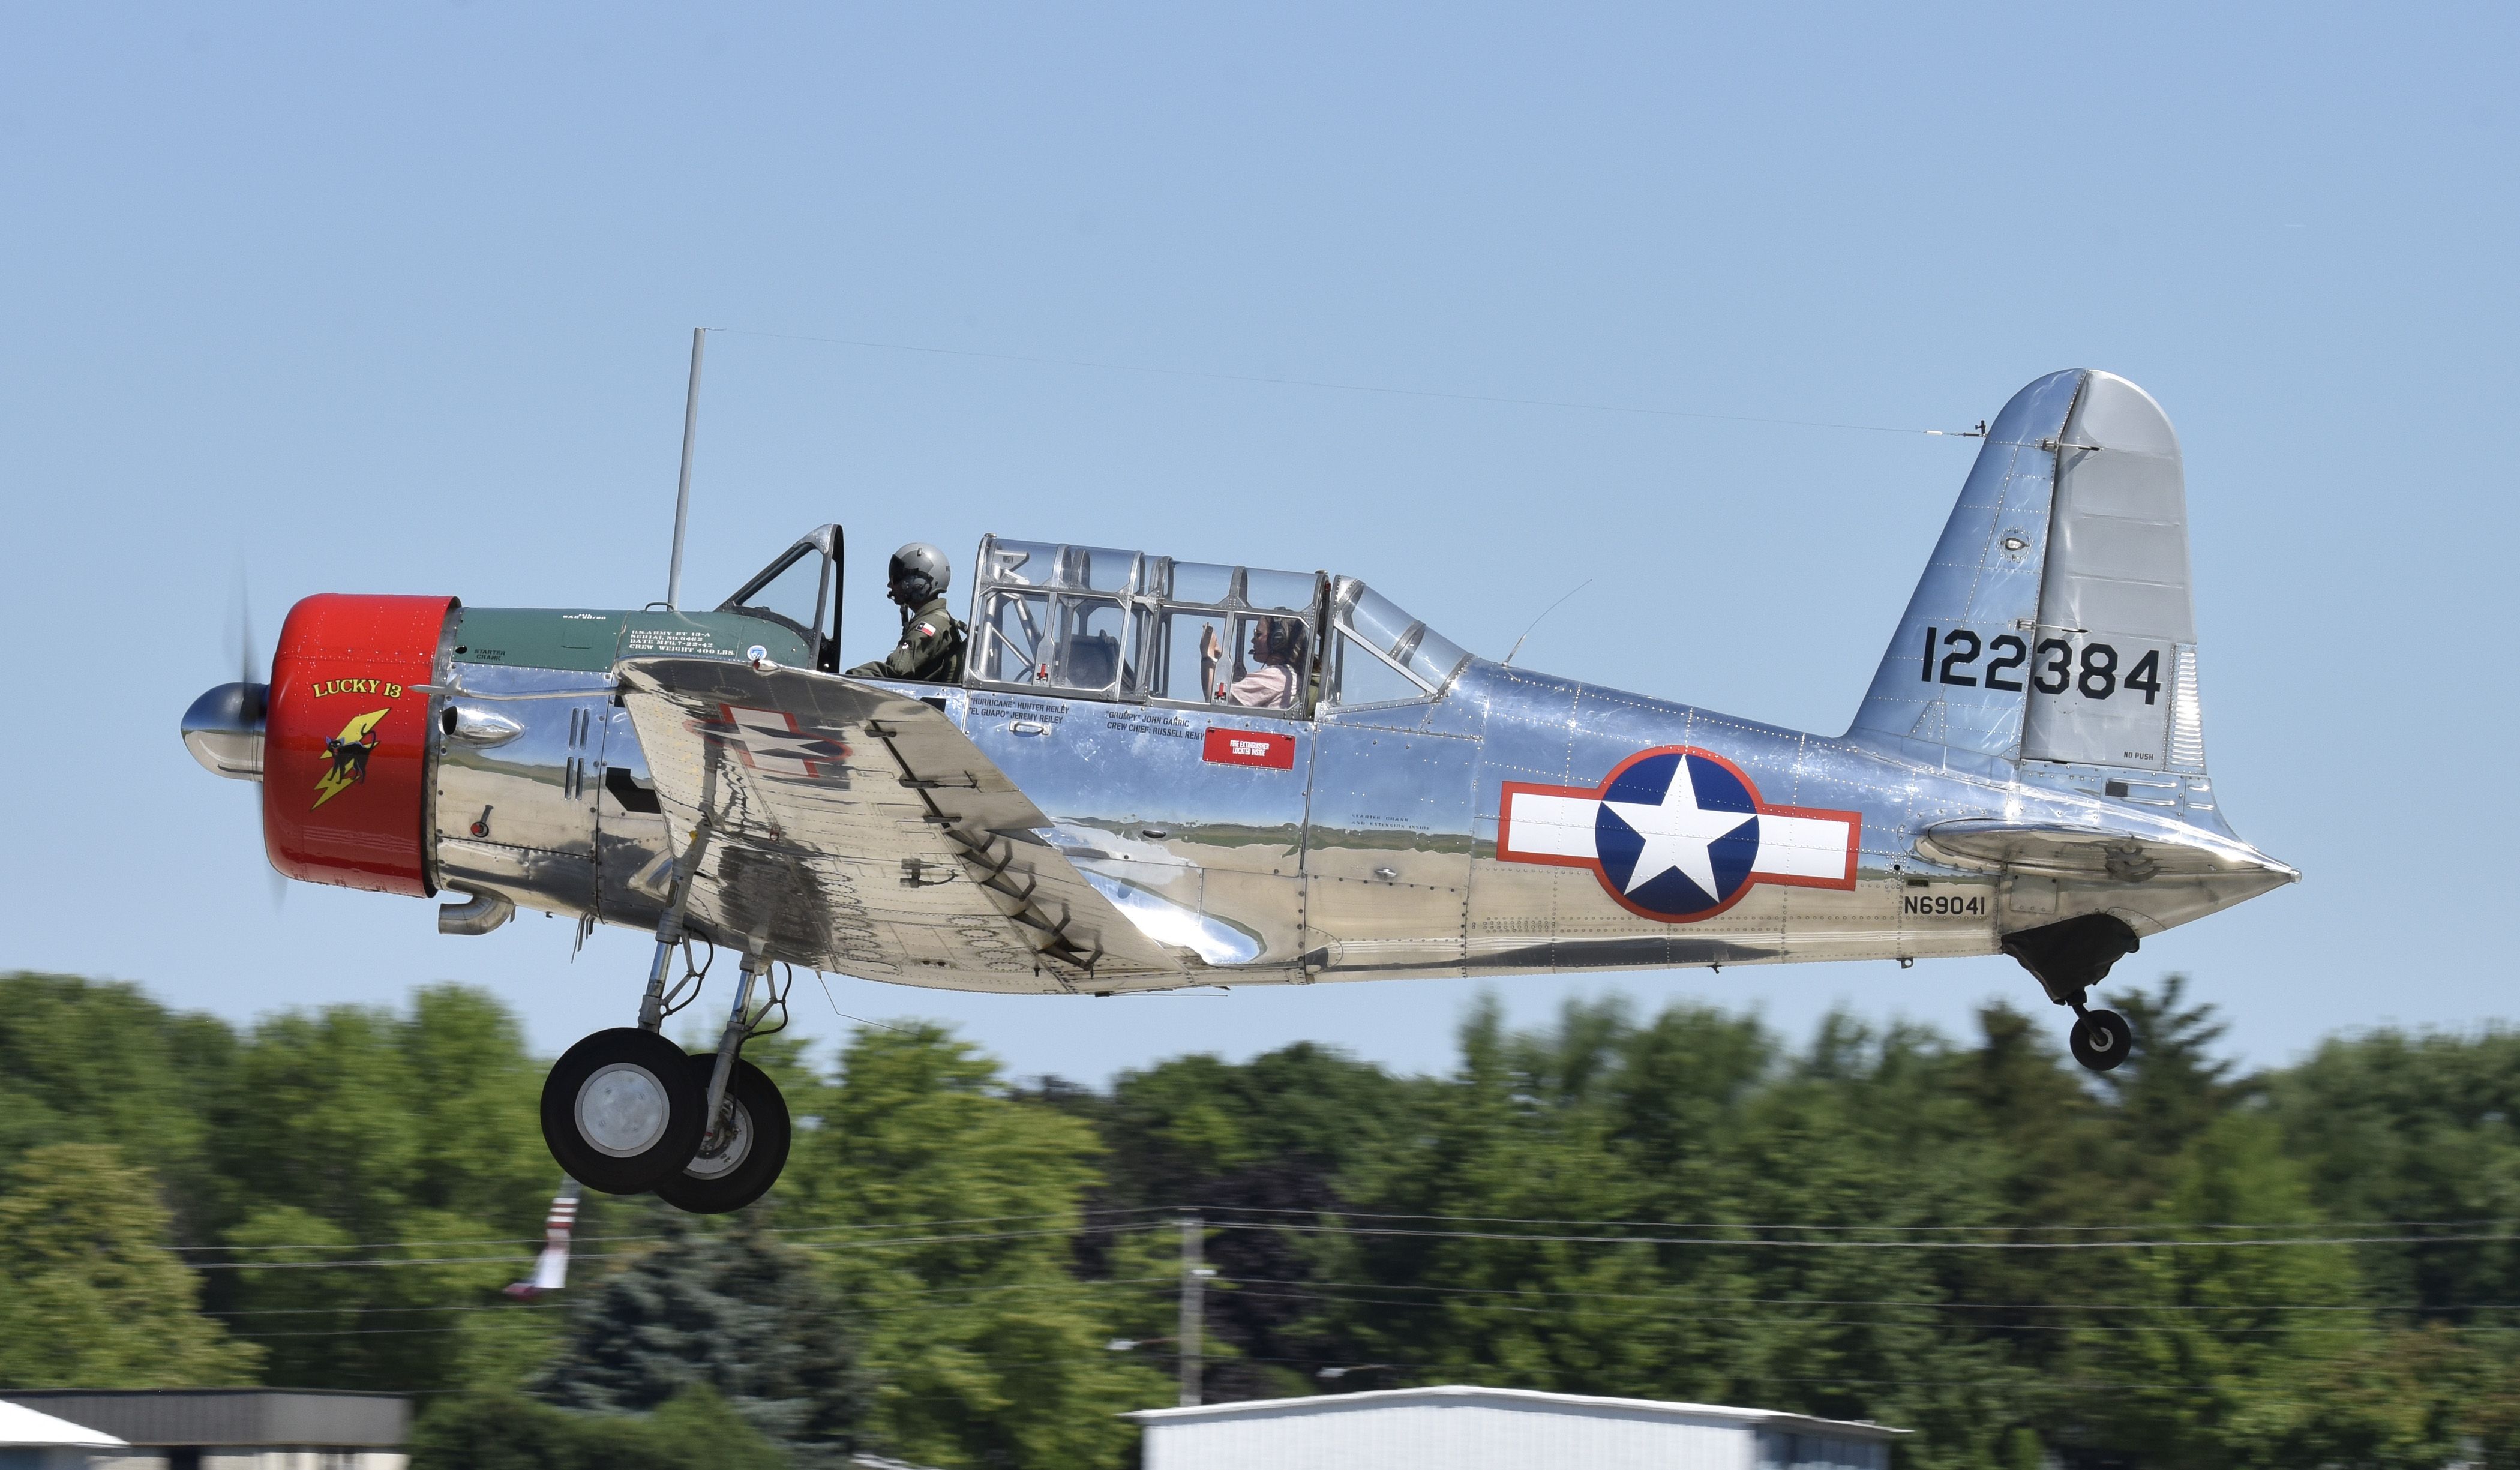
[1602,760,1754,901]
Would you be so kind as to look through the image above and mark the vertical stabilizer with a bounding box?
[1847,370,2080,763]
[1849,369,2207,777]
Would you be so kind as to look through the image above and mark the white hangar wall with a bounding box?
[1127,1385,1898,1470]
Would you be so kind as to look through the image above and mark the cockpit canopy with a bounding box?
[719,524,844,673]
[969,535,1468,713]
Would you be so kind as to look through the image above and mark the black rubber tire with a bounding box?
[2069,1007,2134,1073]
[540,1028,709,1195]
[653,1056,792,1215]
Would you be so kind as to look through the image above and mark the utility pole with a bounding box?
[664,327,707,610]
[1178,1213,1204,1406]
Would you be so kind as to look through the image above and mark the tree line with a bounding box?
[3,968,2518,1468]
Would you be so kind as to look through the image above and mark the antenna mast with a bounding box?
[665,327,708,610]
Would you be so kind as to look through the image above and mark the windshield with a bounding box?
[723,545,826,638]
[1329,576,1468,695]
[719,525,842,669]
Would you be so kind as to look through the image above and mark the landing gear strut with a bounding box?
[537,820,795,1210]
[2000,913,2141,1074]
[654,952,794,1214]
[655,1054,791,1214]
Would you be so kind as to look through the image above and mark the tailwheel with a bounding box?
[2069,1007,2134,1073]
[654,1056,791,1214]
[540,1028,709,1195]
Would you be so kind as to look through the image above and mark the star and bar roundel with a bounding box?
[1496,746,1862,923]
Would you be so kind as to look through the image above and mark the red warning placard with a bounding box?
[1202,727,1296,770]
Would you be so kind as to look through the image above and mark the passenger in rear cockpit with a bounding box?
[1205,617,1304,709]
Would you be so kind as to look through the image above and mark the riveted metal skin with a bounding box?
[429,663,614,921]
[197,369,2297,1001]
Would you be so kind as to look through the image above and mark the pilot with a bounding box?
[1205,616,1304,709]
[847,542,966,683]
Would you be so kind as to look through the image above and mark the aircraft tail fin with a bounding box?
[1848,370,2207,778]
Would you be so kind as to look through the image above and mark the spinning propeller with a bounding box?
[180,578,284,907]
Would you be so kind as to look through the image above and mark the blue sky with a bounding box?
[4,4,2512,1082]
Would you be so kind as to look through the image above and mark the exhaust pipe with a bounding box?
[438,889,515,937]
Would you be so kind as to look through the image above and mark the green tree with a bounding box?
[206,985,561,1391]
[0,1143,261,1385]
[1701,1015,2039,1466]
[535,1210,870,1466]
[1318,997,1684,1398]
[2102,976,2258,1180]
[2080,1111,2455,1468]
[219,1202,541,1391]
[212,985,550,1240]
[1086,1040,1421,1399]
[781,1022,1166,1469]
[0,973,238,1239]
[2267,1026,2520,1315]
[409,1384,787,1470]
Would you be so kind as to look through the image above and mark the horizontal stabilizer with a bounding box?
[1915,819,2293,884]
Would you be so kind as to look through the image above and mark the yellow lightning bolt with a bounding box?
[313,708,391,809]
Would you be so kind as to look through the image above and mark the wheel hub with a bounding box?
[577,1062,671,1157]
[686,1102,754,1179]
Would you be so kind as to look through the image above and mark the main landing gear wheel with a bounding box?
[2069,1007,2134,1073]
[541,1028,709,1195]
[653,1056,792,1215]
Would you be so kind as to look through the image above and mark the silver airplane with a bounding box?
[181,367,2295,1212]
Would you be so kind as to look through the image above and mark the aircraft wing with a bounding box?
[1915,819,2298,884]
[617,658,1190,992]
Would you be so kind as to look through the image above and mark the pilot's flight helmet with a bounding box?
[887,542,951,607]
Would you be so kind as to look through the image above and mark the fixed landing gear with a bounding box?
[539,949,797,1207]
[2000,913,2143,1075]
[538,824,795,1210]
[2068,1004,2133,1073]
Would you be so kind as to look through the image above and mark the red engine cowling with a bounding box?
[263,593,458,896]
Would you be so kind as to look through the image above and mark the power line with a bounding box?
[165,1203,2520,1260]
[710,328,1984,440]
[169,1204,1176,1253]
[1230,1277,2513,1315]
[1200,1218,2520,1251]
[208,1303,566,1317]
[172,1211,2520,1271]
[1210,1283,2520,1338]
[191,1253,634,1273]
[184,1222,1179,1271]
[1189,1204,2520,1235]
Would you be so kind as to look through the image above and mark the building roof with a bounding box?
[1124,1384,1904,1439]
[0,1390,406,1448]
[0,1400,128,1449]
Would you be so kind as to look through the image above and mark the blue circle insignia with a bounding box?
[1591,751,1762,919]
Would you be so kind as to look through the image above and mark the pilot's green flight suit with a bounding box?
[847,595,965,683]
